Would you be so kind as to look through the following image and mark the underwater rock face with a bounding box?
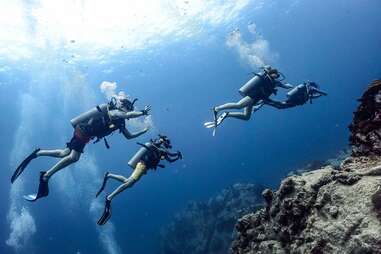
[231,157,381,254]
[349,80,381,157]
[159,184,263,254]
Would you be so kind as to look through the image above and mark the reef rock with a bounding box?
[231,158,381,254]
[159,184,263,254]
[349,80,381,157]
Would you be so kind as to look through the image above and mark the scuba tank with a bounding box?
[287,84,309,105]
[128,145,149,169]
[128,141,163,169]
[239,72,274,99]
[70,103,109,128]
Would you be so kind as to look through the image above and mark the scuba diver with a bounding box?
[204,65,293,135]
[96,135,182,225]
[11,94,151,202]
[263,81,327,109]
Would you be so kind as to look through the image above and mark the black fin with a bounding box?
[11,148,40,183]
[23,171,49,202]
[97,199,112,226]
[96,172,109,198]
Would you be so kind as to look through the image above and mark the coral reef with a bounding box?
[159,184,263,254]
[232,158,381,254]
[349,80,381,157]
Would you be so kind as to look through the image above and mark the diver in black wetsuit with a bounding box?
[204,66,293,133]
[264,81,327,109]
[11,94,151,202]
[96,135,182,225]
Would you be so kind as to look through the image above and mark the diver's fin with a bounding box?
[23,171,49,202]
[204,121,216,128]
[97,199,112,226]
[205,112,229,130]
[96,172,109,198]
[11,148,40,183]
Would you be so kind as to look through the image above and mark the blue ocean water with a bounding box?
[0,0,380,253]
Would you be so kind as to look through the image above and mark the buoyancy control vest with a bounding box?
[70,102,125,148]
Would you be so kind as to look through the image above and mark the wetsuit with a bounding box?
[265,83,327,109]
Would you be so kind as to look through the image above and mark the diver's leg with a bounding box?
[106,177,136,201]
[215,96,254,112]
[225,104,254,121]
[43,150,81,180]
[37,148,71,158]
[106,162,146,201]
[96,173,126,198]
[107,173,129,183]
[98,163,146,225]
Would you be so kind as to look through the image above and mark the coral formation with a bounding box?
[232,159,381,254]
[349,80,381,157]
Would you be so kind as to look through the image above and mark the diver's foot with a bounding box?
[96,172,109,198]
[11,148,41,183]
[23,171,49,202]
[97,197,112,226]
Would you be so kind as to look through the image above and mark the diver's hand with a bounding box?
[177,151,183,160]
[141,105,151,115]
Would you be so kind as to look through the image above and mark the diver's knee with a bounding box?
[59,149,70,157]
[63,148,71,156]
[68,152,80,162]
[124,177,136,186]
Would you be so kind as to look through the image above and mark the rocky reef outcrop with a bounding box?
[232,80,381,254]
[232,158,381,254]
[350,80,381,157]
[159,184,263,254]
